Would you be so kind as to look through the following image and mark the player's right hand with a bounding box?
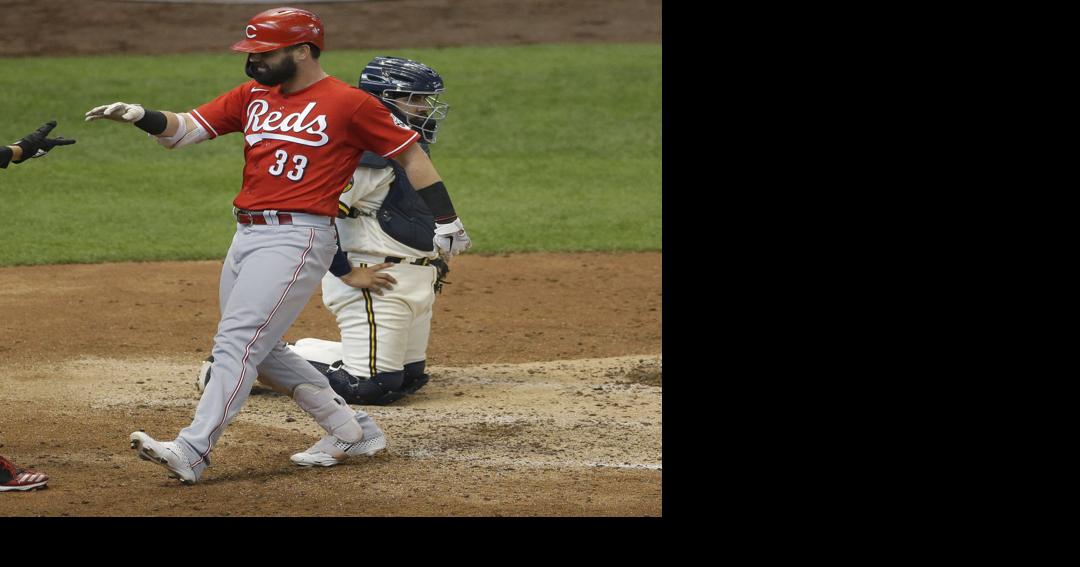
[339,263,398,295]
[85,102,146,123]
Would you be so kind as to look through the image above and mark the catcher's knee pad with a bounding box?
[325,368,405,406]
[307,359,336,376]
[402,360,430,395]
[291,384,364,442]
[306,361,359,399]
[372,370,404,392]
[365,371,407,405]
[404,360,425,379]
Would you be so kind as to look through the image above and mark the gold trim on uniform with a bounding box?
[362,286,378,378]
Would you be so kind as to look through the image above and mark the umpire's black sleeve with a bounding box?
[0,146,12,169]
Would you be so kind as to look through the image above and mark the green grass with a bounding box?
[0,43,661,266]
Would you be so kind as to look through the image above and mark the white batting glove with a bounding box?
[85,102,146,123]
[434,218,472,257]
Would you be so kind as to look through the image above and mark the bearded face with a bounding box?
[245,49,299,86]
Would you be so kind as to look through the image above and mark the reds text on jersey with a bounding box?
[191,76,419,217]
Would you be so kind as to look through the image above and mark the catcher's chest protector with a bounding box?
[356,151,436,251]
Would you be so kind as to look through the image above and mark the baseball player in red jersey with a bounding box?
[85,7,453,484]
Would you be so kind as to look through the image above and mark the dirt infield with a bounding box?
[0,1,662,516]
[0,253,662,516]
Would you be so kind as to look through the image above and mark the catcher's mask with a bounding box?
[359,56,450,144]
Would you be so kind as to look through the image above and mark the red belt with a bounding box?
[236,212,293,225]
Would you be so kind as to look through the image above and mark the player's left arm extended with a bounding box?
[84,102,209,149]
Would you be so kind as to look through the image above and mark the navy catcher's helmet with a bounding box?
[360,56,450,144]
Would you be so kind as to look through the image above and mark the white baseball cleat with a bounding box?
[129,432,198,485]
[290,433,387,467]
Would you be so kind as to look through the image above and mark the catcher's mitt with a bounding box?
[431,258,451,294]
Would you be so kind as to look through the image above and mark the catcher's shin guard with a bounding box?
[364,371,408,405]
[401,360,430,395]
[319,365,406,406]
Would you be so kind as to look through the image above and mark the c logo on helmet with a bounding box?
[246,25,257,39]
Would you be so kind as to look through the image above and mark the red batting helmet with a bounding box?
[231,7,325,53]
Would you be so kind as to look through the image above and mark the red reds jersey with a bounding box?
[190,76,419,217]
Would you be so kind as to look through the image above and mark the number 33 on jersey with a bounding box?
[269,149,308,180]
[190,76,419,217]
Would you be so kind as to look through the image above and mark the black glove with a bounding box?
[431,258,451,294]
[13,120,76,163]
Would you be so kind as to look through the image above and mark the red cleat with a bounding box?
[0,455,49,492]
